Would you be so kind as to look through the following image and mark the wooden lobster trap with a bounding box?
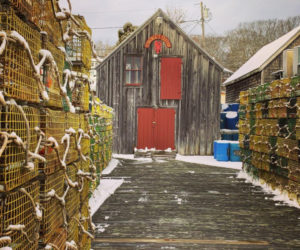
[287,159,300,183]
[39,108,66,175]
[39,169,65,243]
[65,163,80,219]
[0,104,39,192]
[290,76,300,97]
[0,8,41,103]
[296,119,300,140]
[264,119,279,137]
[0,180,39,250]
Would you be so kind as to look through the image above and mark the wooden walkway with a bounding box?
[92,158,300,249]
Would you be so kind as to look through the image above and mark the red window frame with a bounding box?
[125,55,143,86]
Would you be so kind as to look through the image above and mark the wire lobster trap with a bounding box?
[65,163,80,218]
[65,112,80,164]
[239,91,249,105]
[0,180,39,250]
[39,169,65,243]
[39,0,62,46]
[296,119,300,140]
[43,227,66,250]
[72,65,90,78]
[66,15,92,69]
[2,0,32,22]
[0,104,39,192]
[286,180,300,203]
[290,76,300,97]
[67,212,79,247]
[276,137,299,162]
[72,80,90,112]
[0,8,41,103]
[78,200,92,250]
[42,41,65,109]
[287,159,300,183]
[39,108,66,175]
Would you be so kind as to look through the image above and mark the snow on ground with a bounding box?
[176,155,242,170]
[102,158,119,175]
[112,153,153,162]
[237,171,300,209]
[89,178,124,216]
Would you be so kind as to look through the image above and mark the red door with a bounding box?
[137,108,175,150]
[160,57,182,100]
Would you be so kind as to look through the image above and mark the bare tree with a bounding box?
[95,41,115,58]
[165,6,187,25]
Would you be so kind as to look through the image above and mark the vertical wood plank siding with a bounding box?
[97,11,222,155]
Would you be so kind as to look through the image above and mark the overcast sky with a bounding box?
[70,0,300,45]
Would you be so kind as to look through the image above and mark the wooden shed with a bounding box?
[224,25,300,103]
[96,9,223,155]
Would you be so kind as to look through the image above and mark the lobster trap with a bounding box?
[39,0,62,46]
[43,227,66,250]
[0,180,39,250]
[66,16,92,69]
[42,41,65,109]
[1,0,32,25]
[276,137,299,162]
[39,109,66,175]
[65,112,80,164]
[39,169,65,243]
[0,8,41,103]
[65,163,80,218]
[78,200,92,250]
[0,104,40,192]
[72,80,90,112]
[67,212,79,246]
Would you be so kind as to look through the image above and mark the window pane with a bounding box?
[134,57,141,69]
[126,71,131,83]
[132,71,137,83]
[137,70,141,83]
[125,56,131,65]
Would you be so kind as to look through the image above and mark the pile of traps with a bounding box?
[0,0,113,249]
[239,76,300,205]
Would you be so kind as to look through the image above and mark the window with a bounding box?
[125,55,142,85]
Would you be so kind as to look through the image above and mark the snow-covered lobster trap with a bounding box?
[0,180,40,250]
[0,0,113,248]
[0,104,40,192]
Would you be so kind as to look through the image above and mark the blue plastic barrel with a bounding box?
[230,142,241,162]
[226,112,238,129]
[220,112,226,129]
[221,134,232,140]
[229,103,240,112]
[232,133,239,141]
[215,141,229,161]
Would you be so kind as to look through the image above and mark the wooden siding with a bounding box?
[97,11,221,155]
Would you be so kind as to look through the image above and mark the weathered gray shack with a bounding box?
[96,9,223,155]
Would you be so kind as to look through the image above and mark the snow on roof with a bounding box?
[224,25,300,85]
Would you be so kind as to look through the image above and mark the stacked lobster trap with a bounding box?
[239,76,300,205]
[0,0,113,249]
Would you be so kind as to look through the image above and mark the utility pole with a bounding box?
[200,2,205,47]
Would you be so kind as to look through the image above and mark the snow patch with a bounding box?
[176,155,242,170]
[95,223,109,233]
[226,111,238,119]
[237,170,300,209]
[104,216,109,220]
[102,159,119,175]
[89,179,124,216]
